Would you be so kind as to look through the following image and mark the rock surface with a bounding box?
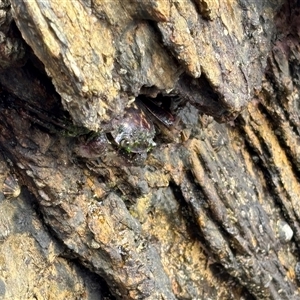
[10,0,282,129]
[0,0,299,299]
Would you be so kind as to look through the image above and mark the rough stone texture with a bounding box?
[0,0,299,300]
[0,0,26,69]
[10,0,282,130]
[0,156,112,300]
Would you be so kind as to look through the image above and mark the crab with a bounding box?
[74,97,176,163]
[6,92,177,165]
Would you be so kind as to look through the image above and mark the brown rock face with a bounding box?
[10,0,281,129]
[0,0,299,299]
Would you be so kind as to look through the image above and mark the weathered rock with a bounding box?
[0,156,111,299]
[10,0,283,130]
[0,0,299,300]
[0,0,26,69]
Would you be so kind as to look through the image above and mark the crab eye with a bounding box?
[113,132,128,145]
[119,139,130,147]
[109,101,157,154]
